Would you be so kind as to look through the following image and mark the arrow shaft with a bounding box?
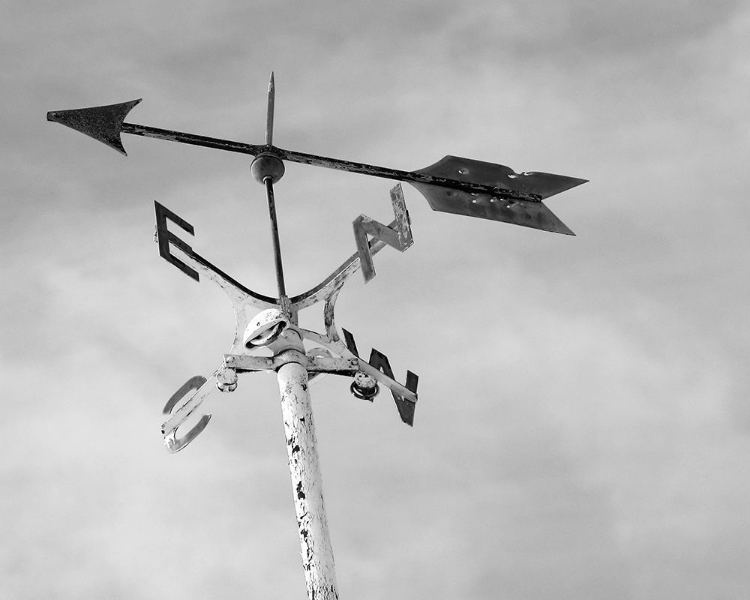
[273,147,541,202]
[122,122,264,156]
[119,122,539,202]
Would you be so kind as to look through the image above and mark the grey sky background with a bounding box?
[2,1,750,599]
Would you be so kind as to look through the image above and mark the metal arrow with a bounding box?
[48,96,586,235]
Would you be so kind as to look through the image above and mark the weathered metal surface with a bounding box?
[225,351,358,375]
[299,295,418,407]
[124,121,262,156]
[215,366,238,392]
[263,178,287,297]
[417,155,587,200]
[46,99,261,156]
[153,188,418,432]
[266,72,275,146]
[152,197,416,407]
[367,349,418,426]
[242,308,290,348]
[154,201,199,281]
[163,376,207,414]
[47,99,142,156]
[250,154,285,184]
[289,235,388,311]
[413,184,575,235]
[161,375,214,453]
[272,146,544,202]
[153,201,277,355]
[354,185,414,282]
[48,99,586,212]
[350,371,379,400]
[295,266,420,417]
[155,197,417,440]
[278,359,339,600]
[412,156,586,235]
[50,77,589,600]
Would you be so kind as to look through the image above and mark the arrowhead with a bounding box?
[47,99,142,156]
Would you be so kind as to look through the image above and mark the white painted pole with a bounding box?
[277,359,339,600]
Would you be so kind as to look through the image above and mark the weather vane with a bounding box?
[48,73,586,600]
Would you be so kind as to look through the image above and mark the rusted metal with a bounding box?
[350,372,379,400]
[289,234,389,311]
[367,348,418,426]
[215,365,238,392]
[124,121,262,156]
[47,99,142,156]
[263,177,287,298]
[413,183,576,235]
[271,146,530,200]
[163,376,207,414]
[266,72,275,146]
[46,99,262,156]
[250,154,285,184]
[412,156,586,235]
[153,201,277,358]
[47,100,586,226]
[417,155,586,200]
[242,308,290,348]
[354,185,414,282]
[225,351,358,375]
[49,75,589,600]
[161,375,214,453]
[152,196,418,407]
[152,190,417,450]
[278,357,339,600]
[154,201,199,281]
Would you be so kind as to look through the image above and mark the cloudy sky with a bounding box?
[3,1,750,598]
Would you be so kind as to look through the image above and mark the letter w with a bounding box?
[353,184,413,282]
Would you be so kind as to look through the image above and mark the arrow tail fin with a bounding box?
[416,155,587,200]
[412,155,585,234]
[412,183,575,235]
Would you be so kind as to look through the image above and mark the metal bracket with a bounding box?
[224,349,359,375]
[156,184,418,450]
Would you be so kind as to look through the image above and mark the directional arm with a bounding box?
[47,100,585,199]
[47,99,264,157]
[123,122,262,156]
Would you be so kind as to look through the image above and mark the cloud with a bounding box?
[5,0,750,598]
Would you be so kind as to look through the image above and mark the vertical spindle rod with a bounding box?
[264,177,287,297]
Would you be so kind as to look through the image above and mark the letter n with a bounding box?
[353,184,413,283]
[154,201,199,281]
[369,349,419,427]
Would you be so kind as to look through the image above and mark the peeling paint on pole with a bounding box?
[278,361,339,600]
